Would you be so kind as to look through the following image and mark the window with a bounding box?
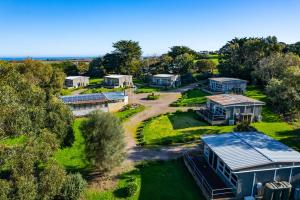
[230,174,238,187]
[218,160,224,172]
[204,145,209,158]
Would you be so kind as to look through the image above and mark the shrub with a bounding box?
[234,121,257,132]
[187,108,194,112]
[124,182,138,197]
[161,139,172,145]
[59,173,87,200]
[147,93,160,100]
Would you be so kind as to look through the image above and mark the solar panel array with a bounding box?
[103,92,126,101]
[60,93,107,104]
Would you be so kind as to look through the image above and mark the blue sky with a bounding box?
[0,0,300,57]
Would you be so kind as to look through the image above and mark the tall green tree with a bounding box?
[218,36,285,81]
[82,111,126,171]
[253,52,300,85]
[168,46,197,59]
[173,53,195,73]
[194,59,216,74]
[87,57,105,77]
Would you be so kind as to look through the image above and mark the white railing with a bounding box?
[184,153,234,199]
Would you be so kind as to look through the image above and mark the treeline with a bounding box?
[0,60,86,200]
[218,36,300,117]
[57,40,218,80]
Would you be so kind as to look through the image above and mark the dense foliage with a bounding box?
[0,61,85,200]
[82,111,126,171]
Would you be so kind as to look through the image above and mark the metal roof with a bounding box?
[66,76,89,80]
[207,94,265,106]
[104,74,128,78]
[209,77,247,83]
[103,92,126,101]
[60,93,107,104]
[153,74,176,78]
[202,132,300,171]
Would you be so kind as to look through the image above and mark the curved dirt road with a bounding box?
[123,83,201,162]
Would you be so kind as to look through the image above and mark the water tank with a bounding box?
[263,181,292,200]
[294,188,300,200]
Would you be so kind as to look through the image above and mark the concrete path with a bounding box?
[123,83,200,162]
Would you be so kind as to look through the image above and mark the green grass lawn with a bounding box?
[84,159,204,200]
[89,78,103,85]
[171,89,209,107]
[134,86,161,94]
[54,118,90,171]
[82,86,124,94]
[140,112,234,145]
[114,104,145,122]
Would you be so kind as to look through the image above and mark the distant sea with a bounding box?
[0,56,95,61]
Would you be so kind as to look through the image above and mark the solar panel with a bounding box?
[60,93,107,103]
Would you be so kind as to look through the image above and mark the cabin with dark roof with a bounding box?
[196,94,265,125]
[208,77,248,94]
[184,132,300,199]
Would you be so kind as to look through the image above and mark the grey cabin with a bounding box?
[104,75,133,88]
[208,77,247,94]
[64,76,89,88]
[184,132,300,200]
[150,74,181,88]
[196,94,265,125]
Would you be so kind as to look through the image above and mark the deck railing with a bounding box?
[197,107,226,121]
[184,153,234,200]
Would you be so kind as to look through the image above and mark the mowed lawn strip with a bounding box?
[142,112,234,145]
[84,159,205,200]
[54,118,90,171]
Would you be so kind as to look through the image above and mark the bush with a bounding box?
[124,182,138,197]
[234,121,257,132]
[59,173,87,200]
[161,139,172,145]
[147,93,160,100]
[187,108,194,112]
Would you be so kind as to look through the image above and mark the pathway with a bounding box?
[123,83,201,162]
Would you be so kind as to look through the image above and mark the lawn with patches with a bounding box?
[84,159,204,200]
[171,89,209,107]
[54,118,90,171]
[140,112,234,145]
[114,104,145,122]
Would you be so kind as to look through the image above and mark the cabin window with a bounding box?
[218,160,224,172]
[204,145,209,158]
[215,107,226,115]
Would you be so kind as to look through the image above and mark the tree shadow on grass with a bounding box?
[168,112,208,130]
[275,128,300,151]
[149,128,221,145]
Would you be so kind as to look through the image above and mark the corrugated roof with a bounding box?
[60,93,107,104]
[105,74,128,78]
[153,74,175,78]
[207,94,265,106]
[209,77,247,83]
[202,132,300,171]
[103,92,126,101]
[66,76,89,80]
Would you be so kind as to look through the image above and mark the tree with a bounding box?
[266,66,300,115]
[0,61,81,200]
[287,42,300,56]
[77,62,89,75]
[82,111,126,171]
[88,57,105,77]
[253,52,300,85]
[168,46,197,59]
[59,173,87,200]
[194,59,216,74]
[218,36,285,81]
[173,53,195,73]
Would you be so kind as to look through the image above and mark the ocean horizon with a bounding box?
[0,56,96,61]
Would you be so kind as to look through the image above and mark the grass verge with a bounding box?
[84,159,204,200]
[171,89,209,107]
